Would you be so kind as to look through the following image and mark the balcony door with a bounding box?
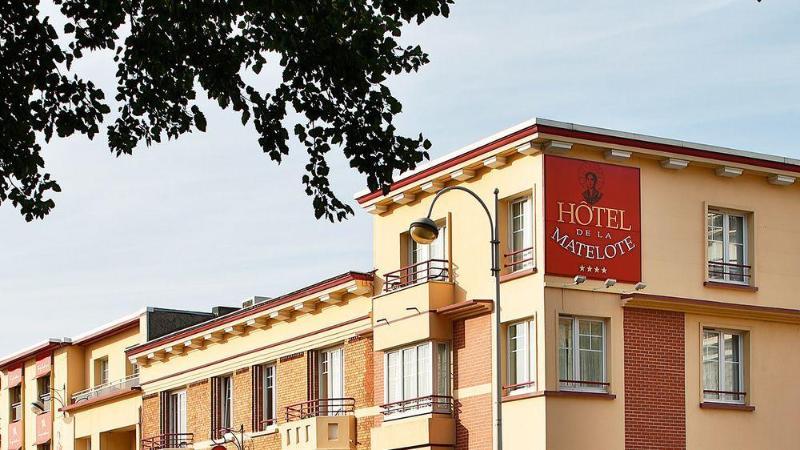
[168,390,187,444]
[408,225,447,283]
[318,347,344,414]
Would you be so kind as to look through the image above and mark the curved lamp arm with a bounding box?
[424,185,500,274]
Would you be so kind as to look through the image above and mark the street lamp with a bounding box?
[409,185,503,450]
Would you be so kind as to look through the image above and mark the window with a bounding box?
[95,357,109,386]
[10,385,22,422]
[168,390,187,437]
[707,209,750,284]
[384,342,450,417]
[559,316,607,392]
[318,347,345,414]
[407,225,447,283]
[506,320,536,394]
[37,375,51,413]
[253,364,277,430]
[211,375,233,437]
[703,329,745,403]
[507,196,533,272]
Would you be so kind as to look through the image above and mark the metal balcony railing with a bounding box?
[383,259,449,292]
[285,398,355,422]
[504,247,534,273]
[707,261,751,284]
[703,389,746,403]
[141,433,193,450]
[72,374,140,404]
[502,380,536,396]
[380,395,453,416]
[559,379,610,392]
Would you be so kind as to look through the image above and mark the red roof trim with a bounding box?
[0,341,64,371]
[535,125,800,174]
[72,318,140,347]
[355,125,539,204]
[356,123,800,204]
[127,271,373,356]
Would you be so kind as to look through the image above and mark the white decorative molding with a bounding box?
[184,339,203,349]
[223,325,244,336]
[482,156,506,169]
[365,204,387,215]
[450,168,475,181]
[715,166,743,178]
[293,302,315,313]
[319,292,342,304]
[544,141,572,154]
[660,158,689,170]
[420,181,444,193]
[245,318,269,329]
[515,142,539,155]
[203,332,223,343]
[768,174,796,186]
[392,193,415,204]
[165,344,184,355]
[269,310,290,321]
[604,149,632,161]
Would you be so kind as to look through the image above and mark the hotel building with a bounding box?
[5,118,800,449]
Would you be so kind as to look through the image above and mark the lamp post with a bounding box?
[409,186,503,450]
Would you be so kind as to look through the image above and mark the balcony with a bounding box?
[373,268,454,351]
[380,395,453,419]
[141,433,193,450]
[383,259,449,293]
[280,399,355,450]
[71,374,140,404]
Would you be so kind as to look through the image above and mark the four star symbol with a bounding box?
[578,265,607,274]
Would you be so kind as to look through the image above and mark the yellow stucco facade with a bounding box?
[4,118,800,450]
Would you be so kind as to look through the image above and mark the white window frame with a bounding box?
[10,385,22,422]
[168,389,187,436]
[407,225,448,283]
[707,208,749,285]
[383,341,450,419]
[507,196,534,272]
[702,328,745,404]
[96,357,109,386]
[37,375,51,413]
[506,319,536,394]
[558,316,608,393]
[262,363,277,426]
[218,374,233,430]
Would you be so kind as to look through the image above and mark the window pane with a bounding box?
[418,343,432,397]
[577,319,603,383]
[722,333,741,401]
[264,365,275,421]
[387,352,401,403]
[728,215,744,245]
[403,348,417,400]
[437,343,449,396]
[702,331,720,400]
[558,318,573,380]
[579,348,603,383]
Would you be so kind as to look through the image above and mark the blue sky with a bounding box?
[1,0,798,356]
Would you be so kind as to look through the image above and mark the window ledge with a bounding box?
[500,267,537,283]
[704,281,758,292]
[502,390,616,403]
[249,426,278,438]
[700,402,755,411]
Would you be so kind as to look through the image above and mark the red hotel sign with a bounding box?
[7,365,22,388]
[8,421,22,450]
[545,155,641,283]
[36,411,52,444]
[35,353,51,378]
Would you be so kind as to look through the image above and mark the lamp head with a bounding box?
[409,217,439,245]
[604,278,617,288]
[573,275,587,285]
[634,281,647,291]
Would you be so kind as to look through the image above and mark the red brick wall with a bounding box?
[344,334,375,450]
[233,367,252,432]
[141,393,160,440]
[624,307,686,450]
[453,314,492,450]
[187,379,211,441]
[276,353,307,424]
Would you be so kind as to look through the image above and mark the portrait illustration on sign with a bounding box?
[544,155,642,283]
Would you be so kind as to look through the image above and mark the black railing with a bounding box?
[559,379,610,392]
[285,398,355,422]
[383,259,449,292]
[380,395,453,416]
[141,433,193,450]
[703,389,746,403]
[707,261,751,283]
